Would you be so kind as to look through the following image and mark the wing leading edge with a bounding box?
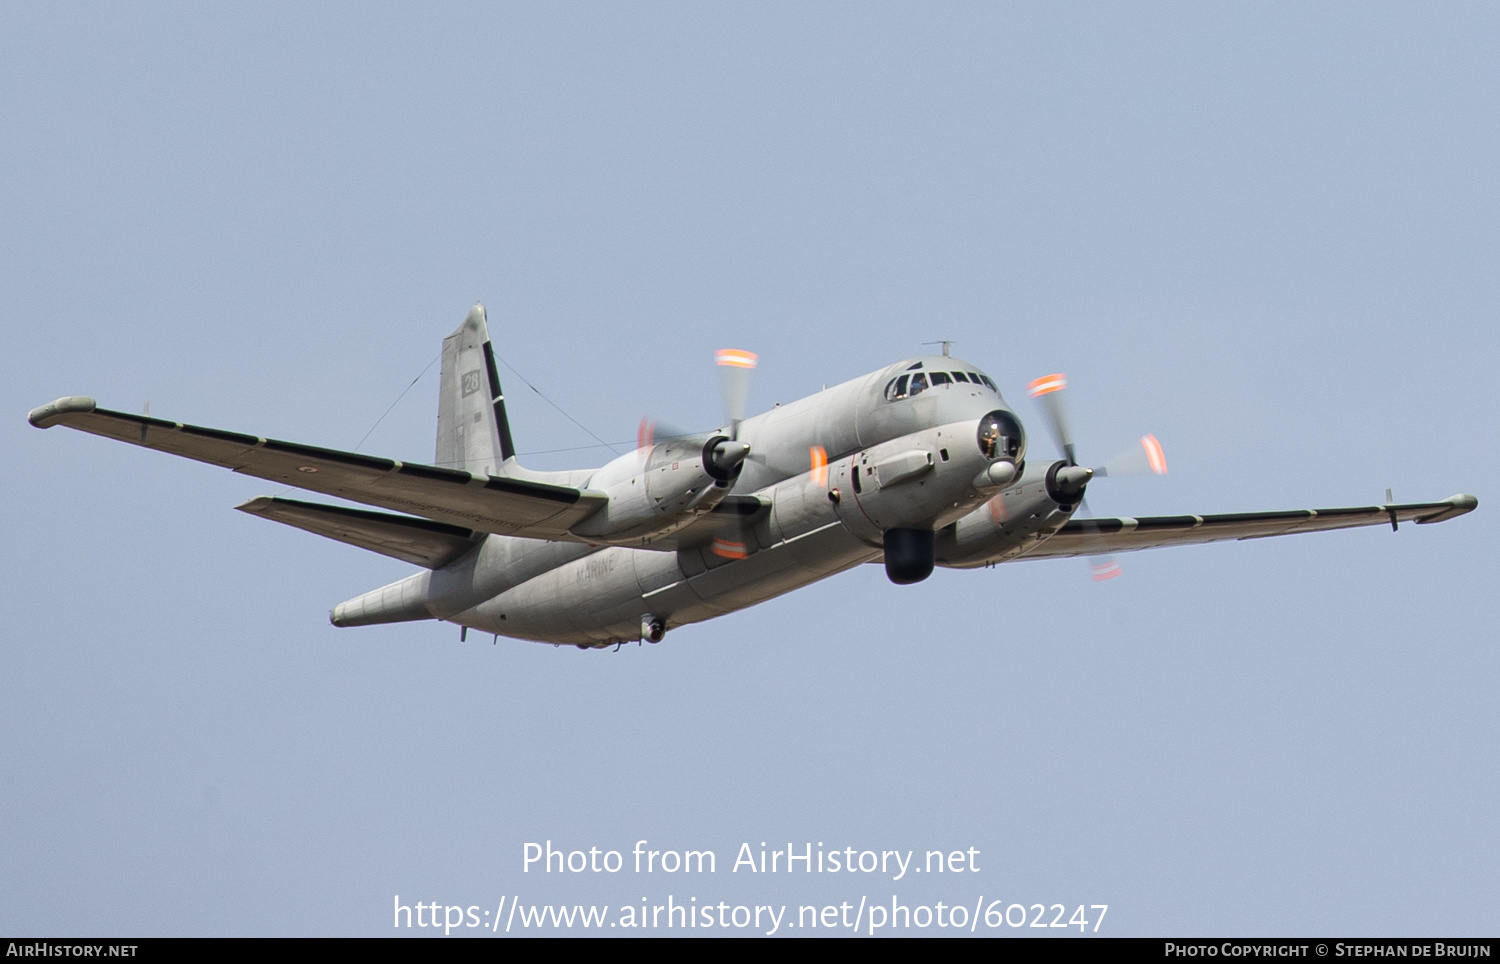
[28,396,606,540]
[1018,495,1478,561]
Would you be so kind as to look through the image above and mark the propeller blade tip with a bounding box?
[716,349,758,369]
[712,537,748,559]
[1028,373,1067,397]
[809,445,828,486]
[1090,559,1122,581]
[1141,434,1168,474]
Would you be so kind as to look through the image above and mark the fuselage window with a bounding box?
[909,372,929,396]
[931,372,952,387]
[980,375,998,391]
[951,371,970,383]
[886,374,910,400]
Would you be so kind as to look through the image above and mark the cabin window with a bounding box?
[909,372,929,396]
[931,372,952,387]
[951,371,970,383]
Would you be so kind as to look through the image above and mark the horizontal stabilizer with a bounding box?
[1019,494,1478,561]
[237,497,482,569]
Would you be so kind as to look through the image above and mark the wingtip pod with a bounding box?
[1415,493,1479,524]
[28,396,96,428]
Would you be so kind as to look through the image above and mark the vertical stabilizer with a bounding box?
[435,304,517,474]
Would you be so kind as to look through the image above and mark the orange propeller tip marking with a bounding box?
[1090,560,1122,581]
[712,538,748,560]
[809,445,828,487]
[715,349,759,369]
[1027,373,1067,398]
[1141,434,1168,475]
[636,417,655,450]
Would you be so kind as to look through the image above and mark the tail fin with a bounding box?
[435,304,517,474]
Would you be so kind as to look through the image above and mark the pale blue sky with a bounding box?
[3,2,1496,936]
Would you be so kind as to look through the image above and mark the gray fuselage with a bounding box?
[333,355,1032,646]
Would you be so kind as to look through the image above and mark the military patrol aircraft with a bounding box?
[29,305,1477,649]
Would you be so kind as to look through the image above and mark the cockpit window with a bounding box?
[888,367,998,402]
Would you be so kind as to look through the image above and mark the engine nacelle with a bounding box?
[571,434,750,545]
[935,459,1088,568]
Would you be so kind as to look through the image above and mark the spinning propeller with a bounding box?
[637,348,757,464]
[634,348,766,561]
[700,350,830,560]
[1026,373,1167,581]
[715,349,757,440]
[706,348,759,558]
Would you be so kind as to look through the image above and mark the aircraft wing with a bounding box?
[1018,495,1478,561]
[236,491,768,563]
[656,494,770,551]
[28,396,606,540]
